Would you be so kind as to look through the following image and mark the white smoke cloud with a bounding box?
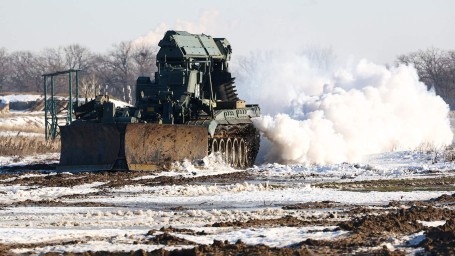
[133,10,219,46]
[233,52,453,165]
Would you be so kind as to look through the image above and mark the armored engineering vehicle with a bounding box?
[59,30,260,171]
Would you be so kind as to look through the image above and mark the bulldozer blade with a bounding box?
[58,123,121,171]
[125,123,208,171]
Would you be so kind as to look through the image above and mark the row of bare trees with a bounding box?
[0,42,157,102]
[1,44,454,108]
[397,48,455,109]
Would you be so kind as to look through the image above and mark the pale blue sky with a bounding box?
[0,0,454,64]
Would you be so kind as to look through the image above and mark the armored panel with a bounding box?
[214,38,232,61]
[157,30,225,60]
[173,34,208,56]
[125,123,208,170]
[198,36,224,58]
[58,123,121,171]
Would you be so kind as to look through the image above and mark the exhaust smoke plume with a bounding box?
[133,10,219,46]
[233,52,453,164]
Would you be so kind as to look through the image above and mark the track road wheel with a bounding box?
[219,139,226,162]
[211,139,219,156]
[238,139,246,168]
[232,139,239,168]
[226,138,233,166]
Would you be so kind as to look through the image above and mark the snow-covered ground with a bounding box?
[0,149,454,254]
[0,153,59,167]
[253,150,455,182]
[0,94,43,104]
[0,111,44,129]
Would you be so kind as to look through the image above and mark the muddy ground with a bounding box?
[0,168,454,255]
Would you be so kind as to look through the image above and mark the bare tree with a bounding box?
[90,54,118,96]
[8,51,42,92]
[0,48,10,92]
[397,48,455,108]
[41,47,66,72]
[104,41,135,98]
[0,41,159,100]
[64,44,92,70]
[132,43,157,77]
[38,48,82,95]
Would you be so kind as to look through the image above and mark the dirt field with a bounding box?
[0,165,454,255]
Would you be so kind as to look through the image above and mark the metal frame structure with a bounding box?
[42,69,80,140]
